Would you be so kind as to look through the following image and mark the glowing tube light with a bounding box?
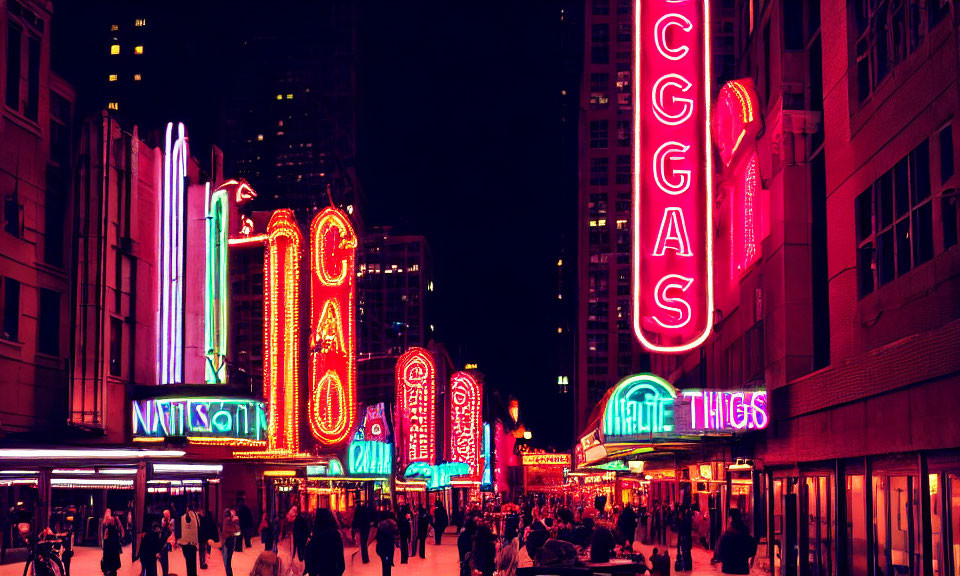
[0,449,185,460]
[449,372,482,476]
[204,182,230,384]
[152,463,223,473]
[159,122,189,384]
[396,347,437,468]
[308,208,357,446]
[51,478,134,489]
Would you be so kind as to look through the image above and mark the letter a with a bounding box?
[315,300,346,354]
[653,207,693,256]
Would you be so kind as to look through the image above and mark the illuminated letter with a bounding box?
[652,74,694,126]
[654,141,691,195]
[729,392,748,429]
[308,208,358,445]
[653,208,693,256]
[750,391,769,429]
[655,14,692,60]
[159,122,188,385]
[396,348,437,467]
[652,274,693,329]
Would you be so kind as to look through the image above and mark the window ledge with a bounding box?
[0,338,24,359]
[33,261,68,279]
[2,106,41,137]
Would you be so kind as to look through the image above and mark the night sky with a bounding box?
[54,0,583,449]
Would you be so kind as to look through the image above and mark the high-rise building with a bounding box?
[574,0,736,432]
[357,228,434,405]
[99,6,152,119]
[221,3,363,220]
[0,0,75,438]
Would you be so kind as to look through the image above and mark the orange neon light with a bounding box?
[308,208,357,445]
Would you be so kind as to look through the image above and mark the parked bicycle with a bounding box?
[19,523,67,576]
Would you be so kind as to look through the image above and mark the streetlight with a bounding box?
[523,431,532,440]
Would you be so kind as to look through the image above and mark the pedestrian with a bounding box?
[293,508,309,563]
[433,500,448,545]
[470,524,497,576]
[159,509,174,576]
[711,509,757,575]
[589,521,615,563]
[218,508,239,576]
[305,508,344,576]
[178,504,201,576]
[100,509,123,576]
[397,505,412,564]
[259,512,276,552]
[237,496,253,549]
[352,501,373,564]
[375,511,398,576]
[416,506,430,559]
[137,515,163,576]
[277,505,304,576]
[652,547,671,576]
[457,518,476,566]
[618,504,638,550]
[495,534,519,576]
[200,507,219,569]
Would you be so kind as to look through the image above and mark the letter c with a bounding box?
[655,14,693,61]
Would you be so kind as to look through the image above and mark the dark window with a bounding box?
[615,155,630,185]
[591,24,609,64]
[49,91,71,167]
[590,120,608,149]
[590,157,609,186]
[44,170,65,267]
[617,120,630,147]
[784,0,803,50]
[592,0,609,16]
[617,0,630,15]
[5,23,22,110]
[943,196,958,250]
[940,124,954,184]
[38,289,59,355]
[855,0,926,105]
[617,22,631,43]
[109,317,122,376]
[811,152,830,369]
[762,24,771,107]
[4,193,20,237]
[2,278,20,341]
[25,35,39,121]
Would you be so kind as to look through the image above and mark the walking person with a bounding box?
[397,505,412,564]
[138,515,163,576]
[159,509,174,576]
[618,504,638,550]
[305,508,344,576]
[219,509,239,576]
[457,518,476,567]
[352,502,373,564]
[200,508,219,570]
[277,505,305,576]
[711,509,757,575]
[259,512,276,552]
[179,505,201,576]
[470,524,496,576]
[100,509,123,576]
[375,511,398,576]
[416,506,430,559]
[293,508,309,563]
[237,496,253,549]
[432,500,448,545]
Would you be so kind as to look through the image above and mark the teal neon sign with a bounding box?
[306,458,344,478]
[602,374,677,439]
[404,462,470,490]
[132,397,267,443]
[348,441,393,477]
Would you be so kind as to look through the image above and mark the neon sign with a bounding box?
[449,372,482,475]
[404,462,470,490]
[714,79,763,277]
[132,398,267,445]
[481,422,492,490]
[159,122,189,383]
[308,208,358,446]
[602,374,677,439]
[396,347,437,467]
[634,0,713,352]
[680,390,768,431]
[521,453,573,467]
[204,183,230,384]
[347,441,393,477]
[306,459,344,477]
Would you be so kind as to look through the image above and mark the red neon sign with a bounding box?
[396,347,437,467]
[308,208,358,446]
[449,371,482,476]
[634,0,713,353]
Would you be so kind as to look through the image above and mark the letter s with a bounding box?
[652,274,694,329]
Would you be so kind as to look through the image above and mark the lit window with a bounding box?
[276,94,282,100]
[428,281,434,292]
[110,24,118,31]
[108,102,119,111]
[108,74,118,82]
[133,74,141,82]
[134,18,146,27]
[134,45,144,54]
[257,134,263,141]
[110,44,120,55]
[285,94,293,99]
[557,259,563,266]
[557,327,563,334]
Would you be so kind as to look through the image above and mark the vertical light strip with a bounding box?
[204,183,230,383]
[159,122,188,384]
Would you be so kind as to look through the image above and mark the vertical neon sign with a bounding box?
[449,371,482,476]
[396,347,437,467]
[308,207,357,446]
[262,209,302,454]
[159,122,188,383]
[204,183,230,384]
[634,0,713,352]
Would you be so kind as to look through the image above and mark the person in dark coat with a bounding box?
[199,508,219,569]
[416,506,431,559]
[712,510,757,575]
[652,547,672,576]
[236,497,253,550]
[457,518,477,566]
[375,511,398,576]
[618,504,638,549]
[305,508,345,576]
[293,510,309,562]
[397,505,412,564]
[137,516,163,576]
[100,509,123,576]
[432,501,448,545]
[352,502,373,564]
[470,524,497,576]
[589,522,616,563]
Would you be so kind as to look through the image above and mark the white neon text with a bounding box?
[652,74,694,126]
[653,208,693,256]
[653,274,693,329]
[653,141,691,195]
[654,14,692,61]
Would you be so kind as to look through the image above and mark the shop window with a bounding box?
[873,474,921,576]
[929,474,943,576]
[847,475,868,576]
[949,474,960,576]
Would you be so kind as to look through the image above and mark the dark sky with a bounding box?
[53,0,583,449]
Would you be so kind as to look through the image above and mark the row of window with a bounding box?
[0,277,60,356]
[109,44,144,55]
[588,154,632,187]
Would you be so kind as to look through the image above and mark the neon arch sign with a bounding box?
[602,374,677,440]
[634,0,714,353]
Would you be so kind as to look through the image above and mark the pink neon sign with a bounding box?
[681,390,768,431]
[634,0,713,353]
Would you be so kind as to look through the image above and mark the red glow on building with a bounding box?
[396,347,437,467]
[633,0,714,353]
[308,207,358,446]
[449,371,482,476]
